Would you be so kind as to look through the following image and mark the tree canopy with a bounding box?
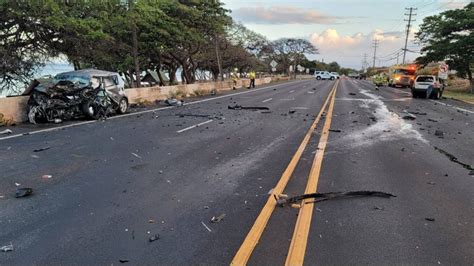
[415,2,474,92]
[0,0,363,94]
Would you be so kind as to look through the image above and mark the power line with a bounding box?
[402,7,417,64]
[372,39,379,68]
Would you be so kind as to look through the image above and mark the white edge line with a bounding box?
[431,100,474,114]
[176,119,214,133]
[262,98,273,103]
[0,80,310,141]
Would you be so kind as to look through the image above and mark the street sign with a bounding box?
[270,60,277,68]
[271,67,277,72]
[438,62,449,80]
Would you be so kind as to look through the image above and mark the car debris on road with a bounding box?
[148,234,160,242]
[15,188,33,198]
[210,213,226,223]
[275,191,396,207]
[33,147,51,152]
[165,98,184,106]
[0,129,13,135]
[228,105,269,111]
[0,243,14,252]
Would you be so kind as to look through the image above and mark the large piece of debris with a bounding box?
[0,129,12,135]
[15,188,33,198]
[165,99,184,106]
[0,243,13,252]
[228,105,269,111]
[276,191,396,207]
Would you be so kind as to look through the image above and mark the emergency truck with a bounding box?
[388,64,417,88]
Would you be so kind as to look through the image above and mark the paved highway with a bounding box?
[0,78,473,264]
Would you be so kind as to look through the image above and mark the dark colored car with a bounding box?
[25,69,129,124]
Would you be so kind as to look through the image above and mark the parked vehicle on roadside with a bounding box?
[26,69,129,124]
[314,71,336,80]
[411,75,445,99]
[330,72,340,79]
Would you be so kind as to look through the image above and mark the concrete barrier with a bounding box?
[0,75,311,123]
[0,96,29,124]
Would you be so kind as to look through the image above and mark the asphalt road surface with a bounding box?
[1,78,473,265]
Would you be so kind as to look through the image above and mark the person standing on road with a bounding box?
[248,70,256,89]
[231,69,238,90]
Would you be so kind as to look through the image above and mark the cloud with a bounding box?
[232,6,345,24]
[439,0,469,10]
[308,29,421,68]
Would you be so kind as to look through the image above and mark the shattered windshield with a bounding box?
[53,74,90,87]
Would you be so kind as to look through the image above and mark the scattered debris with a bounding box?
[373,206,384,211]
[148,234,160,242]
[210,213,226,223]
[427,182,436,185]
[15,188,33,198]
[14,182,21,187]
[33,147,50,152]
[0,243,14,252]
[42,174,52,179]
[408,111,427,115]
[425,217,435,222]
[201,221,212,232]
[165,98,184,106]
[402,114,416,120]
[228,105,269,111]
[329,129,341,133]
[131,152,141,159]
[119,259,129,263]
[434,146,474,172]
[276,191,396,207]
[434,130,444,138]
[369,116,377,122]
[148,219,155,224]
[428,118,438,122]
[349,92,357,96]
[0,129,12,135]
[288,110,296,114]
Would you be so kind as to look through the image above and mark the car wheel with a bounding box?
[330,77,335,80]
[117,97,129,114]
[82,101,102,120]
[316,76,321,80]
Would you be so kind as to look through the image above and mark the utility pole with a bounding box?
[372,39,379,69]
[362,53,368,72]
[402,7,417,64]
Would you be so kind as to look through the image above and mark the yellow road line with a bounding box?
[285,80,339,266]
[231,82,338,266]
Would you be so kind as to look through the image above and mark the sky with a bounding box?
[223,0,471,69]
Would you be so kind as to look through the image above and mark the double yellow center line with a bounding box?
[231,80,339,265]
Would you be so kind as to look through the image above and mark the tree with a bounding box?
[270,38,318,78]
[415,3,474,93]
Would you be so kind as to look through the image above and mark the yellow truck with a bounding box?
[388,64,417,88]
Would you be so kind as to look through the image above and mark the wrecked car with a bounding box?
[25,69,129,124]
